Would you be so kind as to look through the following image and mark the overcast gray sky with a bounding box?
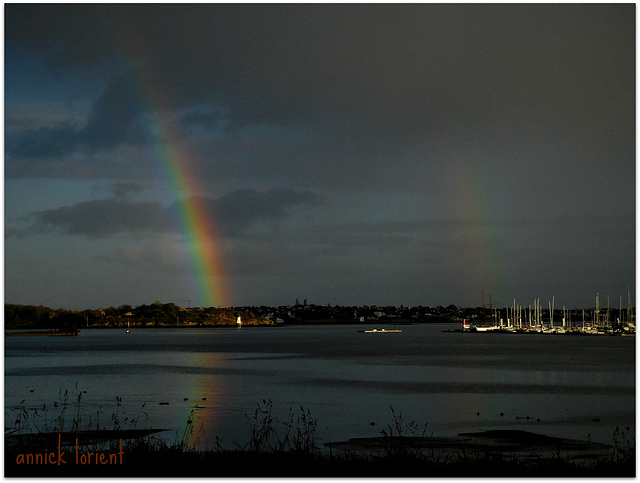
[4,3,635,310]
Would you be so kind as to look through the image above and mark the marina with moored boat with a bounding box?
[452,291,635,336]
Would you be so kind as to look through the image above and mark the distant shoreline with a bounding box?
[4,318,452,332]
[5,330,80,337]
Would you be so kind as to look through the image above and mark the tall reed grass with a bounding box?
[4,388,635,477]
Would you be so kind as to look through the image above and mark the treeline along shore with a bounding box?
[5,300,636,333]
[4,302,274,332]
[4,301,465,333]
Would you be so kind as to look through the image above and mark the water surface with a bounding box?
[5,324,635,449]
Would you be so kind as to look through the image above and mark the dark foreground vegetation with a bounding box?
[8,443,629,478]
[5,398,635,477]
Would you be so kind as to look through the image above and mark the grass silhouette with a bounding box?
[5,391,635,477]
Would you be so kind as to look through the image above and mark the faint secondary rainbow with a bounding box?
[442,145,506,306]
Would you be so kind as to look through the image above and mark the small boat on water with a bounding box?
[473,326,498,332]
[362,328,402,333]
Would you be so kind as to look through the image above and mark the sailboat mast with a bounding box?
[619,295,623,329]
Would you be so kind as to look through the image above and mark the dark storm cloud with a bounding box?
[24,199,171,238]
[4,3,634,308]
[6,77,142,161]
[175,188,323,237]
[4,4,116,67]
[13,188,321,239]
[112,182,146,199]
[220,212,635,304]
[179,108,226,130]
[5,4,634,194]
[6,4,633,130]
[210,187,322,231]
[80,77,141,148]
[5,123,81,159]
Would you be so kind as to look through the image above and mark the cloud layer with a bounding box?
[4,4,635,309]
[13,188,321,239]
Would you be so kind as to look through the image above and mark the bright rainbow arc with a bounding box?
[102,14,230,449]
[111,35,231,308]
[147,110,231,309]
[141,114,230,439]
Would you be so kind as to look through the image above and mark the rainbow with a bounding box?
[107,18,231,309]
[101,15,235,449]
[144,108,231,309]
[442,145,506,306]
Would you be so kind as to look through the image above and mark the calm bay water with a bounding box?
[5,323,635,449]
